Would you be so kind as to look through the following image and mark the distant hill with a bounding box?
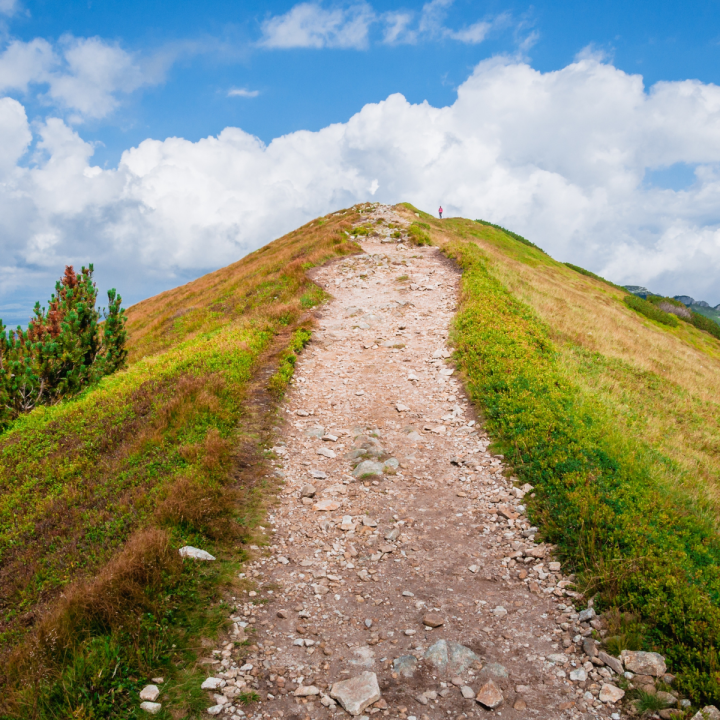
[624,285,720,324]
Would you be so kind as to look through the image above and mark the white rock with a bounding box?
[201,677,226,690]
[179,546,216,561]
[461,686,475,699]
[570,669,587,682]
[492,606,507,617]
[317,447,336,458]
[622,650,667,677]
[691,706,720,720]
[396,403,410,412]
[139,685,160,702]
[140,702,162,715]
[295,685,321,696]
[468,565,479,573]
[200,677,227,690]
[599,684,625,703]
[207,705,224,716]
[331,672,382,716]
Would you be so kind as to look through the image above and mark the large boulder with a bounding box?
[622,651,666,677]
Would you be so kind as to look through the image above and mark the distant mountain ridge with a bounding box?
[624,286,720,324]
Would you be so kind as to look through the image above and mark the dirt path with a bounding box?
[198,206,623,720]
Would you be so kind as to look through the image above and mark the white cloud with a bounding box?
[3,56,720,323]
[259,2,374,49]
[0,35,163,121]
[228,87,260,98]
[0,0,19,16]
[260,0,498,49]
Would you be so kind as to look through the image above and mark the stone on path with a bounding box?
[139,702,162,715]
[422,613,444,628]
[139,685,160,702]
[424,640,479,675]
[294,685,321,696]
[314,499,341,511]
[353,460,384,478]
[392,655,418,677]
[461,686,475,699]
[330,671,381,716]
[179,546,215,561]
[475,680,503,708]
[623,650,666,676]
[598,650,623,675]
[599,684,625,703]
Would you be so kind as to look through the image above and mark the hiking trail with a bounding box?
[196,205,621,720]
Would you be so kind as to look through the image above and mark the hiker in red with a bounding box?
[438,206,443,219]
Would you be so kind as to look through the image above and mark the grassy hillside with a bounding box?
[397,204,720,704]
[0,207,362,718]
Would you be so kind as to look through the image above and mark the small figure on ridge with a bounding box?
[438,206,443,219]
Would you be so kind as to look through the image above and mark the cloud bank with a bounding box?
[2,55,720,324]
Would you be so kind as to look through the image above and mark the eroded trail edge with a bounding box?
[202,206,626,720]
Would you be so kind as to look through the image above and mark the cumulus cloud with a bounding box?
[259,2,375,49]
[2,56,720,326]
[0,0,19,15]
[0,35,164,121]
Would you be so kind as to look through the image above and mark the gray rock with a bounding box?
[330,671,381,716]
[475,680,503,709]
[481,662,509,679]
[352,460,384,478]
[578,608,596,622]
[317,447,336,458]
[179,546,215,561]
[582,638,598,658]
[385,528,400,541]
[598,651,623,675]
[139,685,160,702]
[206,705,224,716]
[424,640,479,675]
[305,427,325,438]
[461,686,475,699]
[201,677,226,690]
[294,685,320,697]
[310,469,327,479]
[392,655,418,678]
[623,651,667,677]
[139,702,162,715]
[656,691,678,706]
[383,458,400,471]
[301,484,317,498]
[691,707,720,720]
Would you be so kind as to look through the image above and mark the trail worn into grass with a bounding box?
[198,207,623,720]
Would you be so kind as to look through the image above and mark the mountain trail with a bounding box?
[200,206,621,720]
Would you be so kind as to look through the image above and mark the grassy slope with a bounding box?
[0,207,363,718]
[397,204,720,704]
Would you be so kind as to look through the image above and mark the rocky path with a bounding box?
[190,205,632,720]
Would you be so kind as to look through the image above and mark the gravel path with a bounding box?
[195,206,625,720]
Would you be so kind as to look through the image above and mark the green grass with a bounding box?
[564,262,623,290]
[0,207,362,717]
[475,219,546,253]
[624,293,680,327]
[446,238,720,705]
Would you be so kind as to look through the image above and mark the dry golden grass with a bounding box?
[125,210,360,363]
[396,204,720,515]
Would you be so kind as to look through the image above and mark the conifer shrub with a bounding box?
[0,265,127,428]
[623,294,679,327]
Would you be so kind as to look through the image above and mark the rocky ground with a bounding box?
[138,205,687,719]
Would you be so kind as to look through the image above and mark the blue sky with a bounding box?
[1,0,720,325]
[7,0,720,165]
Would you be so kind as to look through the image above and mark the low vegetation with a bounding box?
[0,209,360,717]
[395,203,720,705]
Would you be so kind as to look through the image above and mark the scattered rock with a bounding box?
[139,702,162,715]
[582,638,598,658]
[314,499,341,511]
[623,650,667,677]
[513,699,527,710]
[569,668,587,682]
[301,484,317,497]
[392,655,418,678]
[317,447,336,458]
[295,685,321,697]
[598,651,624,675]
[461,686,475,699]
[330,672,382,716]
[424,640,479,675]
[179,546,215,561]
[139,685,160,702]
[353,460,385,478]
[578,607,596,622]
[201,677,226,690]
[422,613,444,628]
[691,707,720,720]
[598,684,625,703]
[481,662,509,679]
[475,680,503,709]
